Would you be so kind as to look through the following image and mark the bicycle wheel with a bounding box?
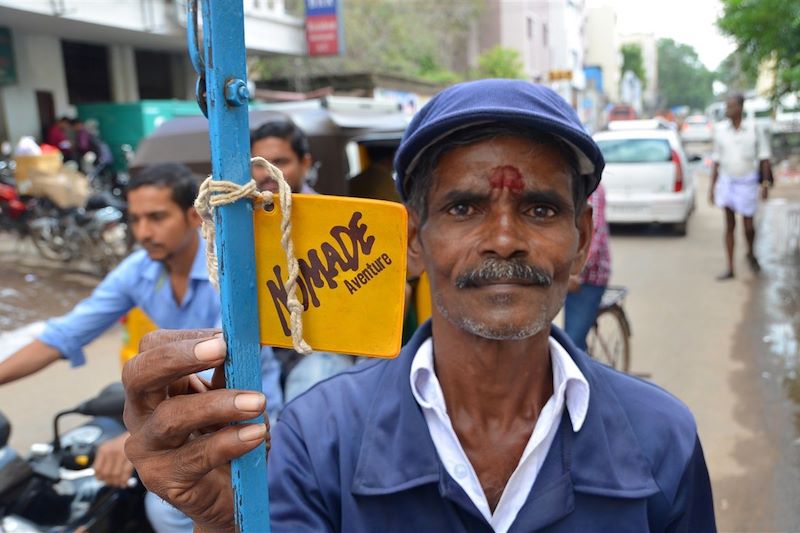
[586,304,631,372]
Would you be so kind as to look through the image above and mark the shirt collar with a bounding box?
[190,233,210,280]
[549,335,590,432]
[410,335,590,433]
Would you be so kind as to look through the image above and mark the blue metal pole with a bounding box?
[194,1,271,529]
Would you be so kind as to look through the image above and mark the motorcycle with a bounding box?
[0,383,152,532]
[0,175,47,250]
[1,148,130,274]
[26,194,130,276]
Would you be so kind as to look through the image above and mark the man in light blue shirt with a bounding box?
[0,163,281,532]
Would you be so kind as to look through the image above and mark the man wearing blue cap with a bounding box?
[121,79,715,532]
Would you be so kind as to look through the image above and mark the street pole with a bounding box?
[187,0,271,530]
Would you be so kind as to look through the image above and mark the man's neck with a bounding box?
[731,115,743,129]
[164,232,199,278]
[430,316,554,430]
[429,315,555,511]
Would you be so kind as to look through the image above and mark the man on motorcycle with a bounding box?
[0,163,282,531]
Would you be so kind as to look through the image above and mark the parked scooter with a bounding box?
[0,383,152,532]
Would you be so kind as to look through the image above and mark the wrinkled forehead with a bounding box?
[423,139,577,205]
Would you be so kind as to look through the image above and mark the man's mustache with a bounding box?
[455,258,553,288]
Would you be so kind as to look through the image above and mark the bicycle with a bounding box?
[586,285,632,372]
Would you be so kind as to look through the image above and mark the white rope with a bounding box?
[194,157,312,354]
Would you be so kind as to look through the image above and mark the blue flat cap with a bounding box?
[394,79,604,201]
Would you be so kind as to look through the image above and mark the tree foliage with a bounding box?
[717,0,800,98]
[656,38,714,110]
[715,50,759,93]
[253,0,483,86]
[620,43,647,89]
[475,46,525,80]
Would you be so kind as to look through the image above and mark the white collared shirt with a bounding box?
[712,119,771,179]
[410,336,590,533]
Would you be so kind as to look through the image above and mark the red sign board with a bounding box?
[306,14,339,56]
[305,0,342,57]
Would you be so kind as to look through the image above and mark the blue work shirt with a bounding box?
[269,322,716,532]
[39,237,283,417]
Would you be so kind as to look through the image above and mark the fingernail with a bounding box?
[238,424,266,442]
[194,337,226,361]
[234,393,265,412]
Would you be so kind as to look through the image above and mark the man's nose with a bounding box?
[133,219,152,241]
[478,206,529,259]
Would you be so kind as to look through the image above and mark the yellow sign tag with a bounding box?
[254,195,407,358]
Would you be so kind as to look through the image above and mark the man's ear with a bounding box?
[570,203,593,277]
[300,153,313,175]
[406,207,425,277]
[187,206,202,229]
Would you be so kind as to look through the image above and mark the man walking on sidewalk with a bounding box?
[710,93,773,280]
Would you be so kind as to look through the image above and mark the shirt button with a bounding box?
[454,464,468,479]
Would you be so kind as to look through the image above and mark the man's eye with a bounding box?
[447,203,475,216]
[528,205,557,218]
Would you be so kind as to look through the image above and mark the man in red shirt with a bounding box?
[564,184,611,350]
[45,116,73,158]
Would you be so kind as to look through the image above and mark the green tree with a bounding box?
[620,43,647,89]
[475,46,525,80]
[717,0,800,99]
[715,50,759,93]
[656,38,714,110]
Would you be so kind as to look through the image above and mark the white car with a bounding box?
[594,124,697,235]
[680,114,713,143]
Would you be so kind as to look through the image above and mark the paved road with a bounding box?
[1,170,798,531]
[610,169,800,532]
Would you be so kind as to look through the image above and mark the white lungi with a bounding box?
[715,171,759,217]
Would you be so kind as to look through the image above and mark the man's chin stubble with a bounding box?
[433,292,550,341]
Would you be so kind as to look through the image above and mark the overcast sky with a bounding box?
[588,0,737,70]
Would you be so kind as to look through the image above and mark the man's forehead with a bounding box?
[128,186,180,210]
[433,135,573,176]
[428,150,574,200]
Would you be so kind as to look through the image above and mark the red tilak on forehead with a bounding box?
[488,165,524,192]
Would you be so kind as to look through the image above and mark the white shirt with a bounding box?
[712,119,771,179]
[410,336,590,533]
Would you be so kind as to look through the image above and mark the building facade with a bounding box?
[470,0,587,110]
[0,0,305,144]
[585,3,619,104]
